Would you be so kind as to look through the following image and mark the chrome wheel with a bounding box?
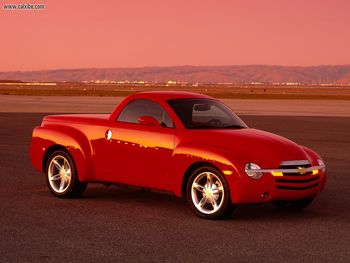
[48,155,72,193]
[191,171,225,215]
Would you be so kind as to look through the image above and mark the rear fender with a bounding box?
[30,124,93,181]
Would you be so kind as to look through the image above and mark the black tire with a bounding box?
[186,165,234,219]
[45,150,87,198]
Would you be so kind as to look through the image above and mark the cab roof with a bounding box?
[129,91,212,101]
[109,91,214,121]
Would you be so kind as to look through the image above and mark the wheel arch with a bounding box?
[41,143,91,182]
[180,161,221,197]
[30,124,93,182]
[42,144,71,172]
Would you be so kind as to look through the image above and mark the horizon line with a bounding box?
[1,64,350,73]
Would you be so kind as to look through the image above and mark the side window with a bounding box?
[117,99,174,128]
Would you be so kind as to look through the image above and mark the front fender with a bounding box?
[301,145,323,165]
[30,124,93,181]
[170,142,242,202]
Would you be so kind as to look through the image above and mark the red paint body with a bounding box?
[30,92,326,204]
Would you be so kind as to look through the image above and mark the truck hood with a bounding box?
[186,128,310,168]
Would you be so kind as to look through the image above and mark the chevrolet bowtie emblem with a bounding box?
[298,167,307,174]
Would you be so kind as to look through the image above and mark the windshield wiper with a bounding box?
[222,125,246,129]
[190,124,246,129]
[190,125,214,129]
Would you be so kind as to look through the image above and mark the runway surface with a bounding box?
[1,95,350,116]
[0,113,349,262]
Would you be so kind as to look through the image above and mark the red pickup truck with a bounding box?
[30,91,326,219]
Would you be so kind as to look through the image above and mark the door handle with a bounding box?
[105,129,113,140]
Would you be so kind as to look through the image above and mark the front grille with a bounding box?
[275,160,319,191]
[279,160,312,176]
[277,183,319,190]
[275,177,318,184]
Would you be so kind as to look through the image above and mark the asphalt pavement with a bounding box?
[0,113,349,262]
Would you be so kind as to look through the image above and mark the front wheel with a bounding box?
[187,166,234,219]
[45,150,87,198]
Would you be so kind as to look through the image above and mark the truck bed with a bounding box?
[42,114,111,126]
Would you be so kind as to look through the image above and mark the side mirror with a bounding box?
[138,116,161,127]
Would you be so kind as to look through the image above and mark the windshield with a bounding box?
[167,98,248,129]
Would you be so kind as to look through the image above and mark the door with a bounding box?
[94,99,176,191]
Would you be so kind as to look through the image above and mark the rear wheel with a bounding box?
[45,150,87,198]
[187,166,234,219]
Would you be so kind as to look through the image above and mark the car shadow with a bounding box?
[229,204,330,221]
[77,184,333,222]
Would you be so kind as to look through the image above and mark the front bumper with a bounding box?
[233,164,327,204]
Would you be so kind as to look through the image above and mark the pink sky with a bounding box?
[1,0,350,71]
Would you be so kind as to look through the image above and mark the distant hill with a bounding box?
[1,65,350,84]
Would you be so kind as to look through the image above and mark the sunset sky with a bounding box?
[1,0,350,71]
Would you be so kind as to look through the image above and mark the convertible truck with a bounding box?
[30,91,326,219]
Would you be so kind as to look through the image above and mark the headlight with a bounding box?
[245,162,263,179]
[317,158,326,172]
[317,159,324,166]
